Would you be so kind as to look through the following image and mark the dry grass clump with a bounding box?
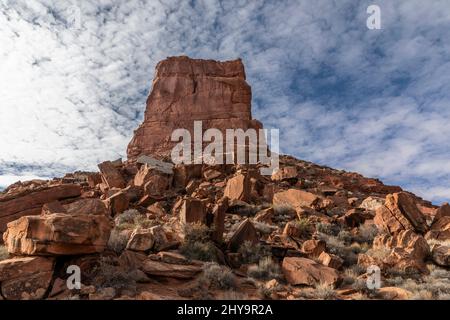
[247,257,282,281]
[114,209,156,231]
[200,262,236,290]
[273,204,296,216]
[0,245,8,261]
[179,223,218,262]
[91,257,137,294]
[238,241,270,264]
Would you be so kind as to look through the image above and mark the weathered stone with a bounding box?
[426,216,450,241]
[373,230,430,261]
[127,56,263,160]
[41,201,67,215]
[64,198,108,216]
[212,197,229,242]
[375,192,428,234]
[136,155,174,175]
[318,252,343,269]
[0,257,54,300]
[377,287,412,300]
[224,173,250,202]
[87,173,102,188]
[431,245,450,267]
[338,208,370,228]
[143,173,171,196]
[228,218,258,251]
[282,257,339,286]
[203,168,222,181]
[147,202,167,216]
[271,166,298,182]
[254,207,274,223]
[173,164,202,188]
[301,240,326,258]
[141,259,202,279]
[282,221,308,238]
[105,191,129,216]
[0,184,81,232]
[98,161,126,189]
[149,225,169,251]
[433,203,450,222]
[373,230,430,273]
[273,189,319,209]
[3,213,111,255]
[126,229,155,252]
[359,196,385,212]
[179,198,206,224]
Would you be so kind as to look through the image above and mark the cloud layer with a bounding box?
[1,0,449,203]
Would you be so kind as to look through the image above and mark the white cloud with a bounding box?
[0,0,449,204]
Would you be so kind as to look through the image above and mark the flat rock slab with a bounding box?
[0,184,81,232]
[0,257,55,300]
[3,213,111,255]
[141,259,202,279]
[282,257,339,286]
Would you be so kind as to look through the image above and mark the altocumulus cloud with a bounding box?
[0,0,450,203]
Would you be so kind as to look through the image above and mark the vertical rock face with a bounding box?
[127,56,263,160]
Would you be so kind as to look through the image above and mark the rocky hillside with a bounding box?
[0,57,449,300]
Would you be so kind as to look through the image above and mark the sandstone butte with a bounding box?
[127,56,263,160]
[0,56,449,301]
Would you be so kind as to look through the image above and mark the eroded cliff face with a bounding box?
[127,56,263,160]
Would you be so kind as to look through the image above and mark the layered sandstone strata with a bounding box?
[127,56,263,160]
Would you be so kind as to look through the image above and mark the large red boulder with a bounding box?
[127,56,263,160]
[0,183,81,232]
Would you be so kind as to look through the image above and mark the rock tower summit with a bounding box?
[127,56,263,160]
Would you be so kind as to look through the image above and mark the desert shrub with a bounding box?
[107,229,130,254]
[349,242,369,254]
[219,291,249,300]
[238,241,270,264]
[342,265,365,286]
[313,282,337,300]
[365,247,391,261]
[115,209,155,231]
[351,278,369,292]
[179,223,217,262]
[253,221,277,235]
[317,233,358,266]
[258,286,274,299]
[233,204,265,217]
[180,241,218,262]
[200,263,236,290]
[247,257,282,281]
[337,230,352,243]
[293,217,312,238]
[391,270,450,300]
[0,245,8,261]
[273,204,295,216]
[183,222,212,243]
[92,257,136,293]
[355,224,379,243]
[316,222,340,236]
[385,267,421,279]
[410,290,433,300]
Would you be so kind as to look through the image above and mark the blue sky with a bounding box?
[1,0,450,204]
